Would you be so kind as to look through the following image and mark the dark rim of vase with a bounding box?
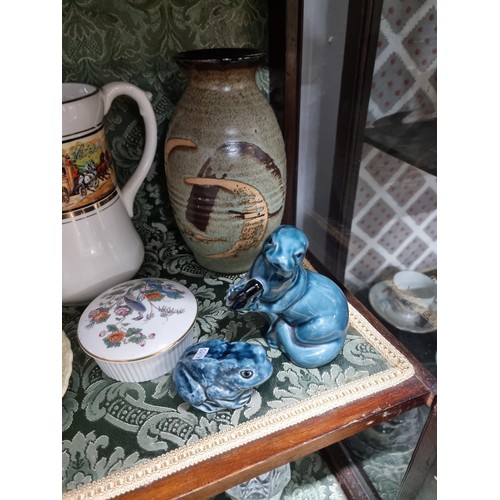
[174,48,266,70]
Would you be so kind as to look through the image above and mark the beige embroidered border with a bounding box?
[63,304,414,500]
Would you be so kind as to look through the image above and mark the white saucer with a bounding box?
[368,281,437,334]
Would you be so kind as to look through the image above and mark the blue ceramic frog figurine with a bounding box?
[225,225,349,369]
[172,339,273,413]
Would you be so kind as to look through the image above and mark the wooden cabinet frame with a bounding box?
[267,1,436,498]
[268,0,383,283]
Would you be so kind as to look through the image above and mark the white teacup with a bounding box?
[393,271,437,307]
[62,82,157,305]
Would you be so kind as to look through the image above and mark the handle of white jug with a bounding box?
[101,82,157,218]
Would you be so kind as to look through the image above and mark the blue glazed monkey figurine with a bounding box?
[172,339,273,413]
[225,225,349,368]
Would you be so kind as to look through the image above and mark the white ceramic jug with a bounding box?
[62,82,157,305]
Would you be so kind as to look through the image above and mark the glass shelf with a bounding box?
[364,117,437,176]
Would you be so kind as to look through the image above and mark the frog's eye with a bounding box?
[240,370,254,379]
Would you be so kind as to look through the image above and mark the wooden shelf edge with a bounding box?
[115,376,433,499]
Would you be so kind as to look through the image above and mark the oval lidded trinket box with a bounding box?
[77,278,197,382]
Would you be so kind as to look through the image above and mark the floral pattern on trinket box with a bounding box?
[84,279,190,351]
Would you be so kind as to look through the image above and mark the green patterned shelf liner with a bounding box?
[62,219,414,498]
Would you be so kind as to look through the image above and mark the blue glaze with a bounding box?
[225,225,349,368]
[172,339,273,413]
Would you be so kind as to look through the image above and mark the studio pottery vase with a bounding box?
[164,48,286,274]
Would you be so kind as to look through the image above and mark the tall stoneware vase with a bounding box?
[164,48,286,274]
